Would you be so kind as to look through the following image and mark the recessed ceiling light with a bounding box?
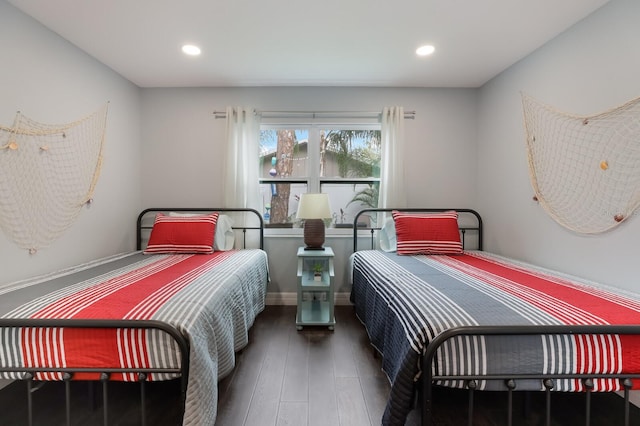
[416,45,435,57]
[182,44,201,56]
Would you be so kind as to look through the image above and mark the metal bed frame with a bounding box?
[0,207,264,426]
[352,207,482,253]
[352,208,640,426]
[136,207,264,251]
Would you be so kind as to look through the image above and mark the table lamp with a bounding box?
[296,193,332,250]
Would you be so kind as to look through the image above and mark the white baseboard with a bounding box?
[265,292,297,305]
[266,292,351,306]
[334,292,352,305]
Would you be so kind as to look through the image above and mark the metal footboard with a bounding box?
[0,319,190,426]
[421,325,640,426]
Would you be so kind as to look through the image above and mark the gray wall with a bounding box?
[0,2,142,285]
[476,0,640,292]
[140,87,478,298]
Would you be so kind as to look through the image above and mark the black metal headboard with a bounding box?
[352,208,483,252]
[136,208,264,250]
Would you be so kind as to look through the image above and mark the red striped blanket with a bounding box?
[1,249,269,425]
[351,250,640,425]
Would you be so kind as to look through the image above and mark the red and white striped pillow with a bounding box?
[144,212,219,254]
[392,210,462,255]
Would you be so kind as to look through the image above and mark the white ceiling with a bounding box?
[7,0,611,88]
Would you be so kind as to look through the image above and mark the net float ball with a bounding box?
[600,160,608,170]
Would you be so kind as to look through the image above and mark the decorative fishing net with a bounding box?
[522,94,640,234]
[0,104,108,252]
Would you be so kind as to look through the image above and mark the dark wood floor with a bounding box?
[0,305,638,425]
[215,305,394,426]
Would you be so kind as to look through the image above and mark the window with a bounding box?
[259,123,381,229]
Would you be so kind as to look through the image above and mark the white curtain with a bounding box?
[223,107,260,210]
[379,106,406,208]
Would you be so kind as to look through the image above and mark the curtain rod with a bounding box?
[212,110,415,120]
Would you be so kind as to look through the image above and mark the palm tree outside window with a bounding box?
[258,125,381,229]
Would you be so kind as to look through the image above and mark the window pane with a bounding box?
[259,129,308,179]
[320,130,381,178]
[321,182,379,228]
[260,182,307,226]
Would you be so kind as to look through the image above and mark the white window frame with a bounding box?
[259,118,381,236]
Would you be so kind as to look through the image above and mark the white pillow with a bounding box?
[214,214,235,251]
[378,217,397,252]
[169,212,235,251]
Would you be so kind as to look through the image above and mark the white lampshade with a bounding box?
[296,193,332,219]
[296,193,332,250]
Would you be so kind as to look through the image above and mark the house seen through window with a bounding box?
[259,124,381,229]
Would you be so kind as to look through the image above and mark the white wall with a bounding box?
[140,87,478,295]
[0,2,142,285]
[476,0,640,291]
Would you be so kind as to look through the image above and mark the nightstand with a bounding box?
[296,246,335,330]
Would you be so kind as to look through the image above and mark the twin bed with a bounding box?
[350,208,640,426]
[0,208,269,426]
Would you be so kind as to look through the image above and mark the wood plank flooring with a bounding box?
[0,305,638,425]
[216,305,393,426]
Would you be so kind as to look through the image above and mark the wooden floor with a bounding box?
[1,305,638,425]
[215,305,396,426]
